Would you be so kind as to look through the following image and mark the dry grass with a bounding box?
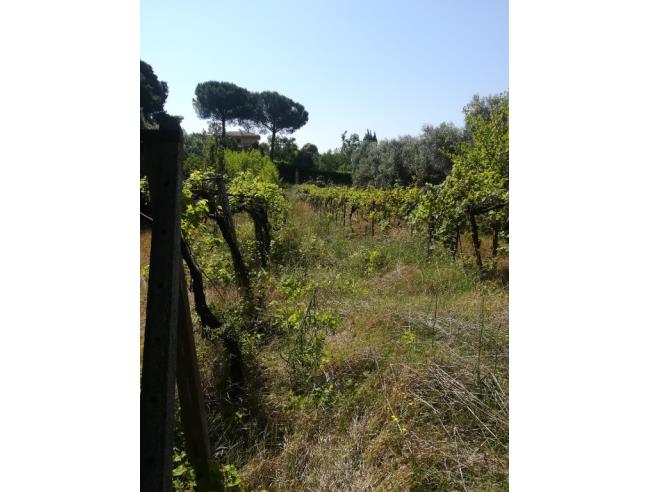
[140,227,151,363]
[140,194,509,491]
[241,198,507,491]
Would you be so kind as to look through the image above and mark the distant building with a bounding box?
[226,130,260,149]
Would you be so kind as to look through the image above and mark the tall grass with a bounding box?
[140,192,509,491]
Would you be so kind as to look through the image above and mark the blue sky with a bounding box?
[141,0,508,151]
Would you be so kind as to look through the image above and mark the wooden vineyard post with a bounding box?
[176,268,222,491]
[140,125,184,492]
[142,122,220,491]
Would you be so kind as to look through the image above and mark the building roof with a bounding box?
[226,130,260,138]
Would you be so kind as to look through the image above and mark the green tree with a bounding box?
[341,131,361,170]
[463,91,509,137]
[140,60,168,125]
[252,91,309,161]
[193,82,254,138]
[363,129,377,142]
[183,131,209,158]
[270,136,299,165]
[222,149,279,183]
[317,150,348,173]
[301,143,319,156]
[411,122,465,186]
[293,143,319,172]
[443,95,509,269]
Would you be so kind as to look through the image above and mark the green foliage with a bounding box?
[221,464,243,489]
[228,171,288,223]
[152,171,508,489]
[193,81,255,135]
[182,140,280,183]
[320,121,463,183]
[154,89,507,492]
[268,136,299,166]
[365,249,386,274]
[182,132,211,174]
[252,91,309,137]
[140,60,168,125]
[442,92,509,225]
[363,129,378,142]
[301,143,319,156]
[295,143,320,171]
[350,124,464,187]
[414,122,464,185]
[317,149,350,173]
[295,92,508,270]
[223,149,279,184]
[281,294,337,391]
[339,94,512,188]
[172,448,197,490]
[181,167,289,293]
[463,91,509,136]
[251,91,309,160]
[268,223,330,267]
[297,184,423,233]
[338,131,361,174]
[278,274,314,301]
[348,248,388,276]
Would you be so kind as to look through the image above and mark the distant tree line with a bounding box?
[180,131,351,185]
[141,59,507,191]
[310,92,508,188]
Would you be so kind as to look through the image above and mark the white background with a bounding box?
[1,0,647,490]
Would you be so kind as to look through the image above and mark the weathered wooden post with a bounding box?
[176,270,221,491]
[140,123,184,492]
[141,120,223,491]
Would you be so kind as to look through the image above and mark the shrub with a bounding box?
[281,293,337,391]
[224,149,279,184]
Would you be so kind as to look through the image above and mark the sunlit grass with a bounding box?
[140,191,508,491]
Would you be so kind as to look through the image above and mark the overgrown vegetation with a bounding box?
[142,196,508,490]
[296,93,509,277]
[141,62,508,490]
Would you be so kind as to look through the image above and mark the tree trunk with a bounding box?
[221,333,244,401]
[270,129,276,161]
[180,236,222,337]
[207,145,247,296]
[491,227,499,259]
[468,210,483,271]
[451,228,460,258]
[221,117,226,139]
[181,234,245,397]
[214,174,254,307]
[248,202,272,268]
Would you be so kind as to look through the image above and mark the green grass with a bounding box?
[141,192,509,491]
